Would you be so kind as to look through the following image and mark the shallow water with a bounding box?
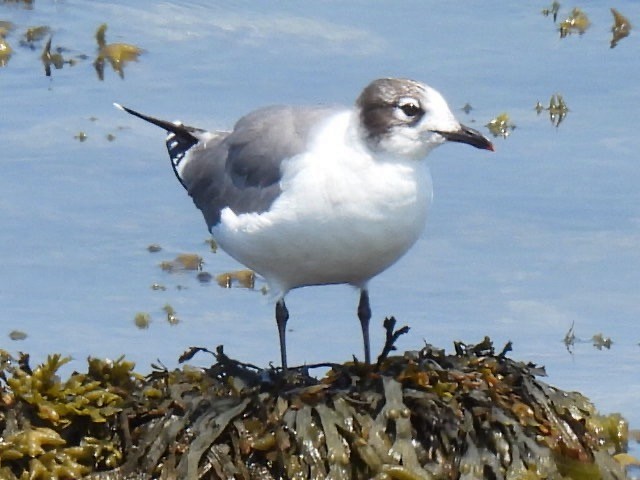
[1,0,639,437]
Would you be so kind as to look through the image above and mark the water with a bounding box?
[1,0,639,437]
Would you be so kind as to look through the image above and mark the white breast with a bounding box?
[213,111,433,297]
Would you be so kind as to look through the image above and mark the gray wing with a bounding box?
[180,105,340,230]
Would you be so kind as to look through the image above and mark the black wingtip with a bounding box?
[114,103,188,136]
[114,103,202,189]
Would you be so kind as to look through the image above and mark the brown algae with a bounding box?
[0,334,635,479]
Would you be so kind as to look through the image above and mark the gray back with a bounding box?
[180,105,340,229]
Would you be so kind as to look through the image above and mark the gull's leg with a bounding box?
[275,298,289,372]
[357,289,372,364]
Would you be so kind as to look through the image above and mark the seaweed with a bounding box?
[0,329,634,479]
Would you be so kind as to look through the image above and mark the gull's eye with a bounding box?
[397,98,423,118]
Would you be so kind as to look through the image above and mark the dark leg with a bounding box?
[275,299,289,372]
[357,289,372,364]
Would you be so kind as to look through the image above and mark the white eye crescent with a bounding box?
[396,97,423,118]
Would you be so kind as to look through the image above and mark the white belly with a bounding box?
[213,112,433,296]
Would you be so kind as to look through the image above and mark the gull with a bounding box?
[115,78,493,371]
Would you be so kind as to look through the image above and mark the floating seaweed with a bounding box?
[610,8,632,49]
[205,238,218,253]
[0,20,15,37]
[559,8,590,38]
[134,312,151,329]
[461,103,473,114]
[74,131,88,142]
[147,244,162,253]
[564,321,576,353]
[561,323,618,354]
[0,28,12,67]
[160,253,203,272]
[40,35,85,76]
[41,37,64,75]
[216,270,255,289]
[542,1,561,23]
[486,113,515,138]
[21,25,50,47]
[162,304,180,325]
[93,23,142,80]
[536,94,569,128]
[8,330,27,341]
[40,37,79,77]
[197,271,213,283]
[0,325,635,479]
[592,333,613,350]
[548,93,569,127]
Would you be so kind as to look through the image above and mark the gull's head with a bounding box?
[356,78,493,159]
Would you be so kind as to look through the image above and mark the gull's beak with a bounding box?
[434,124,494,151]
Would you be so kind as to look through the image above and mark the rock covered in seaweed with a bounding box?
[0,322,634,479]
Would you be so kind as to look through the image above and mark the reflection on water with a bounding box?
[0,1,639,431]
